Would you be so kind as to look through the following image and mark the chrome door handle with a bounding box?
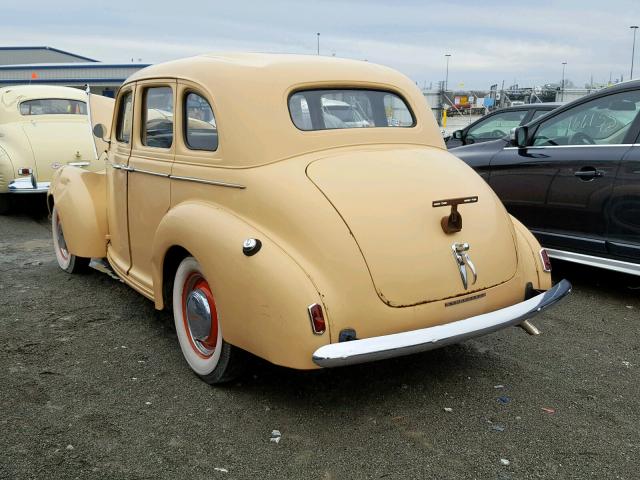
[111,163,133,171]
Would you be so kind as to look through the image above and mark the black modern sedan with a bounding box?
[451,81,640,276]
[445,103,562,148]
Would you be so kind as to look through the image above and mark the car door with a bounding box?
[170,80,224,205]
[607,141,640,263]
[489,89,640,255]
[464,109,527,145]
[126,80,176,295]
[106,85,134,275]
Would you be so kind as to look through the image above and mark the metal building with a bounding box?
[0,46,149,97]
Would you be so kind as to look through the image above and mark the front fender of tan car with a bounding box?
[48,166,108,258]
[151,201,328,370]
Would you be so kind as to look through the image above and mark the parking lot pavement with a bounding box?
[1,202,638,480]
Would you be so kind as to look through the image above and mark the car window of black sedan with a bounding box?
[467,110,527,140]
[530,109,551,122]
[532,90,640,146]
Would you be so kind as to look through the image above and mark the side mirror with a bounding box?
[93,123,109,142]
[452,130,463,140]
[510,126,528,147]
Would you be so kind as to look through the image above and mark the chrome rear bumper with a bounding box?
[312,279,571,368]
[8,178,50,194]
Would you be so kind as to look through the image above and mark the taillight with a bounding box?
[307,303,326,335]
[539,249,552,272]
[18,167,32,176]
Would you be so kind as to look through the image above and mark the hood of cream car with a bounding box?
[306,147,518,307]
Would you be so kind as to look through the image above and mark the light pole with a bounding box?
[561,61,567,101]
[444,54,451,91]
[316,32,320,55]
[631,26,639,79]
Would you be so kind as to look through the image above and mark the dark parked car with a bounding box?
[445,103,562,148]
[452,81,640,276]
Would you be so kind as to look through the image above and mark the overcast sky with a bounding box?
[3,0,639,89]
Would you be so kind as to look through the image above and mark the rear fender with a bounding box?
[48,166,107,258]
[151,201,328,369]
[510,215,551,291]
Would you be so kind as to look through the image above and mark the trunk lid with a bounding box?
[306,147,518,307]
[22,118,97,182]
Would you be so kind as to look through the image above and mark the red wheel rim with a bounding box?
[181,272,219,359]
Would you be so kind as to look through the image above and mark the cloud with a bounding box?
[2,0,638,88]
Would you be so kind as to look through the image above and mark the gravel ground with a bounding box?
[1,199,639,480]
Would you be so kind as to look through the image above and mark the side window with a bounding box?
[530,109,551,122]
[184,92,218,151]
[467,110,527,139]
[142,86,174,148]
[115,91,133,143]
[532,90,640,146]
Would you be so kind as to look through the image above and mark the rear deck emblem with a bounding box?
[432,196,478,234]
[452,242,477,289]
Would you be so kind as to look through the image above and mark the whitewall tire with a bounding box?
[51,206,89,273]
[172,256,245,384]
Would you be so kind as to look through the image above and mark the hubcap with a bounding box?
[182,274,218,357]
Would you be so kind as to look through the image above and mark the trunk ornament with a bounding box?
[452,242,477,289]
[433,196,478,234]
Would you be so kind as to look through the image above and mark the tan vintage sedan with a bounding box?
[0,85,113,213]
[48,54,571,384]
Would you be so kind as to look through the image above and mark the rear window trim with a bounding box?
[182,89,219,152]
[287,87,417,132]
[18,98,87,116]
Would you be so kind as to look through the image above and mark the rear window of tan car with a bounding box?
[20,99,87,115]
[289,89,415,131]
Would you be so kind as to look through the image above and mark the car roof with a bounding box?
[123,53,444,167]
[495,102,563,112]
[524,80,640,128]
[0,85,88,122]
[0,84,87,103]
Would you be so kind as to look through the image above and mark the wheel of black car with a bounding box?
[0,194,11,215]
[51,205,90,273]
[172,256,246,384]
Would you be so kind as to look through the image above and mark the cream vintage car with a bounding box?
[0,85,113,213]
[48,54,571,384]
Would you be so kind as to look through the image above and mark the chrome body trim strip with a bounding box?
[546,248,640,276]
[108,164,245,189]
[8,179,50,194]
[67,161,91,167]
[170,175,246,189]
[312,279,572,368]
[133,168,169,178]
[503,144,635,150]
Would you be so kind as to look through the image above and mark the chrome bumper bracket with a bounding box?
[7,178,50,194]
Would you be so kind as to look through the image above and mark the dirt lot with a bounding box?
[1,200,639,480]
